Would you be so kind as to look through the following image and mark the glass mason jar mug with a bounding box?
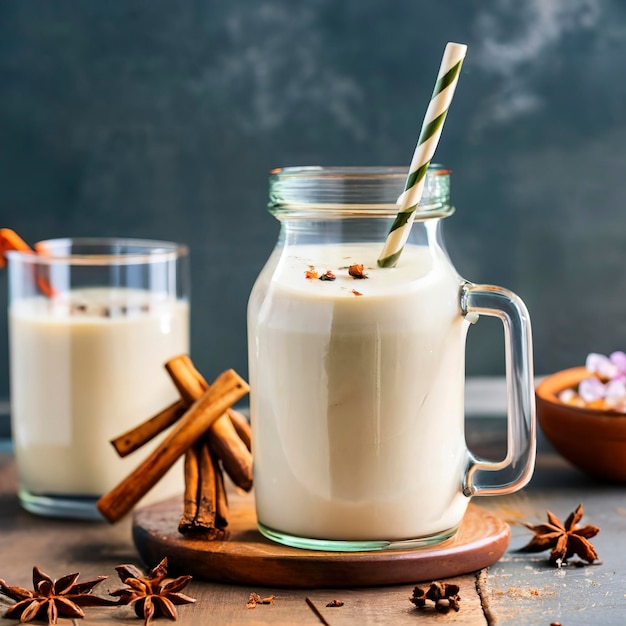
[248,166,535,551]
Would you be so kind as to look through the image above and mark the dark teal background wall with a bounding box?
[1,1,625,414]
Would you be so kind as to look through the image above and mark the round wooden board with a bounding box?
[132,493,510,588]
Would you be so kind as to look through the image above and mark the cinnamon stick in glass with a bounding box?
[0,229,56,297]
[96,368,249,523]
[165,355,253,491]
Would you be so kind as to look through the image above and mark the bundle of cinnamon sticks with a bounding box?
[96,355,252,539]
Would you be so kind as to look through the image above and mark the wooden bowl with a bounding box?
[536,366,626,483]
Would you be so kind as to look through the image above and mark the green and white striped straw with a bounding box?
[378,42,467,268]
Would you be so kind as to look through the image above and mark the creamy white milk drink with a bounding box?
[249,242,471,542]
[249,166,536,551]
[9,288,189,506]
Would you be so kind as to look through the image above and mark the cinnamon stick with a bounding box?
[208,417,253,491]
[228,409,252,452]
[213,448,229,532]
[111,357,251,462]
[175,354,252,452]
[110,360,251,458]
[173,354,252,450]
[0,229,55,296]
[179,442,201,531]
[194,438,223,538]
[166,354,206,404]
[179,437,228,539]
[0,228,31,268]
[194,437,217,529]
[165,355,253,491]
[109,353,209,457]
[96,368,249,523]
[110,399,186,457]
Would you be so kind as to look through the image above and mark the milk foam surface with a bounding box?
[10,288,188,499]
[249,243,471,541]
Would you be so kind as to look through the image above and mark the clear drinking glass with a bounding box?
[7,238,189,519]
[247,166,536,551]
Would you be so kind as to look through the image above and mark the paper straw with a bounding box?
[378,42,467,267]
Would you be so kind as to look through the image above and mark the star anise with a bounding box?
[410,582,461,613]
[110,558,195,626]
[0,567,115,624]
[518,503,599,566]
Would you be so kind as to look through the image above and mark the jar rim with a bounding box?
[268,165,453,219]
[269,164,450,179]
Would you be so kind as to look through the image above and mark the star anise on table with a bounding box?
[110,558,195,626]
[518,503,600,566]
[0,567,115,624]
[410,581,461,613]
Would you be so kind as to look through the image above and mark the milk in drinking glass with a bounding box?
[7,238,189,519]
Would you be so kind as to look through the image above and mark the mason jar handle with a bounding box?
[460,283,536,497]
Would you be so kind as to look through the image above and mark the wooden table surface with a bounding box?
[1,422,625,626]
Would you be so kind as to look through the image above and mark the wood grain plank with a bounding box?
[0,450,487,625]
[152,577,486,625]
[478,451,626,625]
[8,421,622,626]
